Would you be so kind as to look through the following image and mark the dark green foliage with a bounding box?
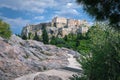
[33,32,40,41]
[75,34,81,47]
[64,35,68,41]
[76,0,120,29]
[42,26,49,44]
[76,23,120,80]
[50,36,65,46]
[50,36,56,45]
[28,32,32,39]
[77,40,91,53]
[87,24,120,80]
[50,33,90,52]
[0,19,12,39]
[67,33,77,41]
[22,35,27,40]
[55,38,65,44]
[75,39,80,47]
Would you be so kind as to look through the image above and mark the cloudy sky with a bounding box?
[0,0,94,34]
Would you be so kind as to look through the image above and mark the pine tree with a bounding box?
[42,26,49,44]
[33,32,40,41]
[76,0,120,29]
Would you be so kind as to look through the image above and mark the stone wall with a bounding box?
[21,17,89,39]
[52,17,67,28]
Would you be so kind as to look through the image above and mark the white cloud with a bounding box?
[55,1,80,17]
[0,16,30,28]
[0,0,81,14]
[34,16,44,20]
[0,0,83,20]
[56,9,79,17]
[0,0,57,13]
[67,3,73,8]
[66,2,81,9]
[52,1,81,18]
[0,16,31,33]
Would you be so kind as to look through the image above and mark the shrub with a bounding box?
[76,23,120,80]
[0,20,12,39]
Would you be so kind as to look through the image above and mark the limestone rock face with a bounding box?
[21,17,89,39]
[0,35,79,80]
[34,74,62,80]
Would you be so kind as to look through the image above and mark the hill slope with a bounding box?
[0,35,80,80]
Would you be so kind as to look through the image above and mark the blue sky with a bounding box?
[0,0,94,34]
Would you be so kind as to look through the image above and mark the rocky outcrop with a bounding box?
[21,17,89,39]
[34,74,62,80]
[0,35,79,80]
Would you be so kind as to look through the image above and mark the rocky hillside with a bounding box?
[0,35,80,80]
[22,17,89,39]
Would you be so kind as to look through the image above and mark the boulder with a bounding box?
[34,74,62,80]
[0,35,79,80]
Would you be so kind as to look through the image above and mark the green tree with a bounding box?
[42,26,49,44]
[28,32,34,39]
[28,32,32,39]
[0,20,12,39]
[22,35,27,40]
[77,23,120,80]
[64,35,68,41]
[50,36,56,45]
[76,0,120,29]
[33,32,40,41]
[75,34,80,47]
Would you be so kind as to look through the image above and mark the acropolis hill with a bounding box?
[22,17,89,39]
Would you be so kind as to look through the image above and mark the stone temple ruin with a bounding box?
[21,17,89,39]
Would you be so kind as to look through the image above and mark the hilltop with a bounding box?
[21,17,89,40]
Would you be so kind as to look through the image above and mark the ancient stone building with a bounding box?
[21,17,90,39]
[52,17,67,28]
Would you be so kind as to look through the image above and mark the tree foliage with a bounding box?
[33,32,40,41]
[0,19,12,39]
[42,26,49,44]
[78,23,120,80]
[50,33,90,52]
[22,35,27,40]
[76,0,120,29]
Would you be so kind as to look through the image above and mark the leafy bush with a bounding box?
[77,23,120,80]
[0,20,12,39]
[77,40,91,53]
[50,33,90,52]
[50,37,66,46]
